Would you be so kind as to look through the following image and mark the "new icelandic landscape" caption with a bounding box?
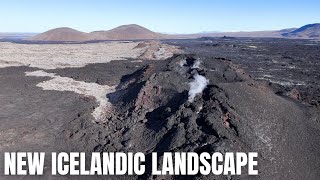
[4,152,258,176]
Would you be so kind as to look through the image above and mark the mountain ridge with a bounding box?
[28,23,320,42]
[90,24,167,40]
[282,23,320,38]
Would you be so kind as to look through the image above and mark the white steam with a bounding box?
[179,59,187,67]
[188,74,209,102]
[191,60,201,69]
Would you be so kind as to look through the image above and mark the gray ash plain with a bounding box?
[1,38,320,180]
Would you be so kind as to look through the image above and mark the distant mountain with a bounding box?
[282,23,320,39]
[90,24,167,40]
[278,28,298,33]
[0,33,38,40]
[29,25,168,42]
[200,30,283,38]
[185,25,319,39]
[25,23,320,42]
[30,27,91,42]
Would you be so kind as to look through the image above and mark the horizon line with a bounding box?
[1,22,319,34]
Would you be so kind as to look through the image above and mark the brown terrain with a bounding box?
[90,24,168,40]
[29,24,169,42]
[30,27,91,42]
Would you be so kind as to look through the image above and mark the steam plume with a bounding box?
[179,59,187,67]
[188,74,209,102]
[191,60,201,69]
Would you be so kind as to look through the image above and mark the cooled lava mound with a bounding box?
[63,54,320,179]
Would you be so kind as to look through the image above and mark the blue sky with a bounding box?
[0,0,319,33]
